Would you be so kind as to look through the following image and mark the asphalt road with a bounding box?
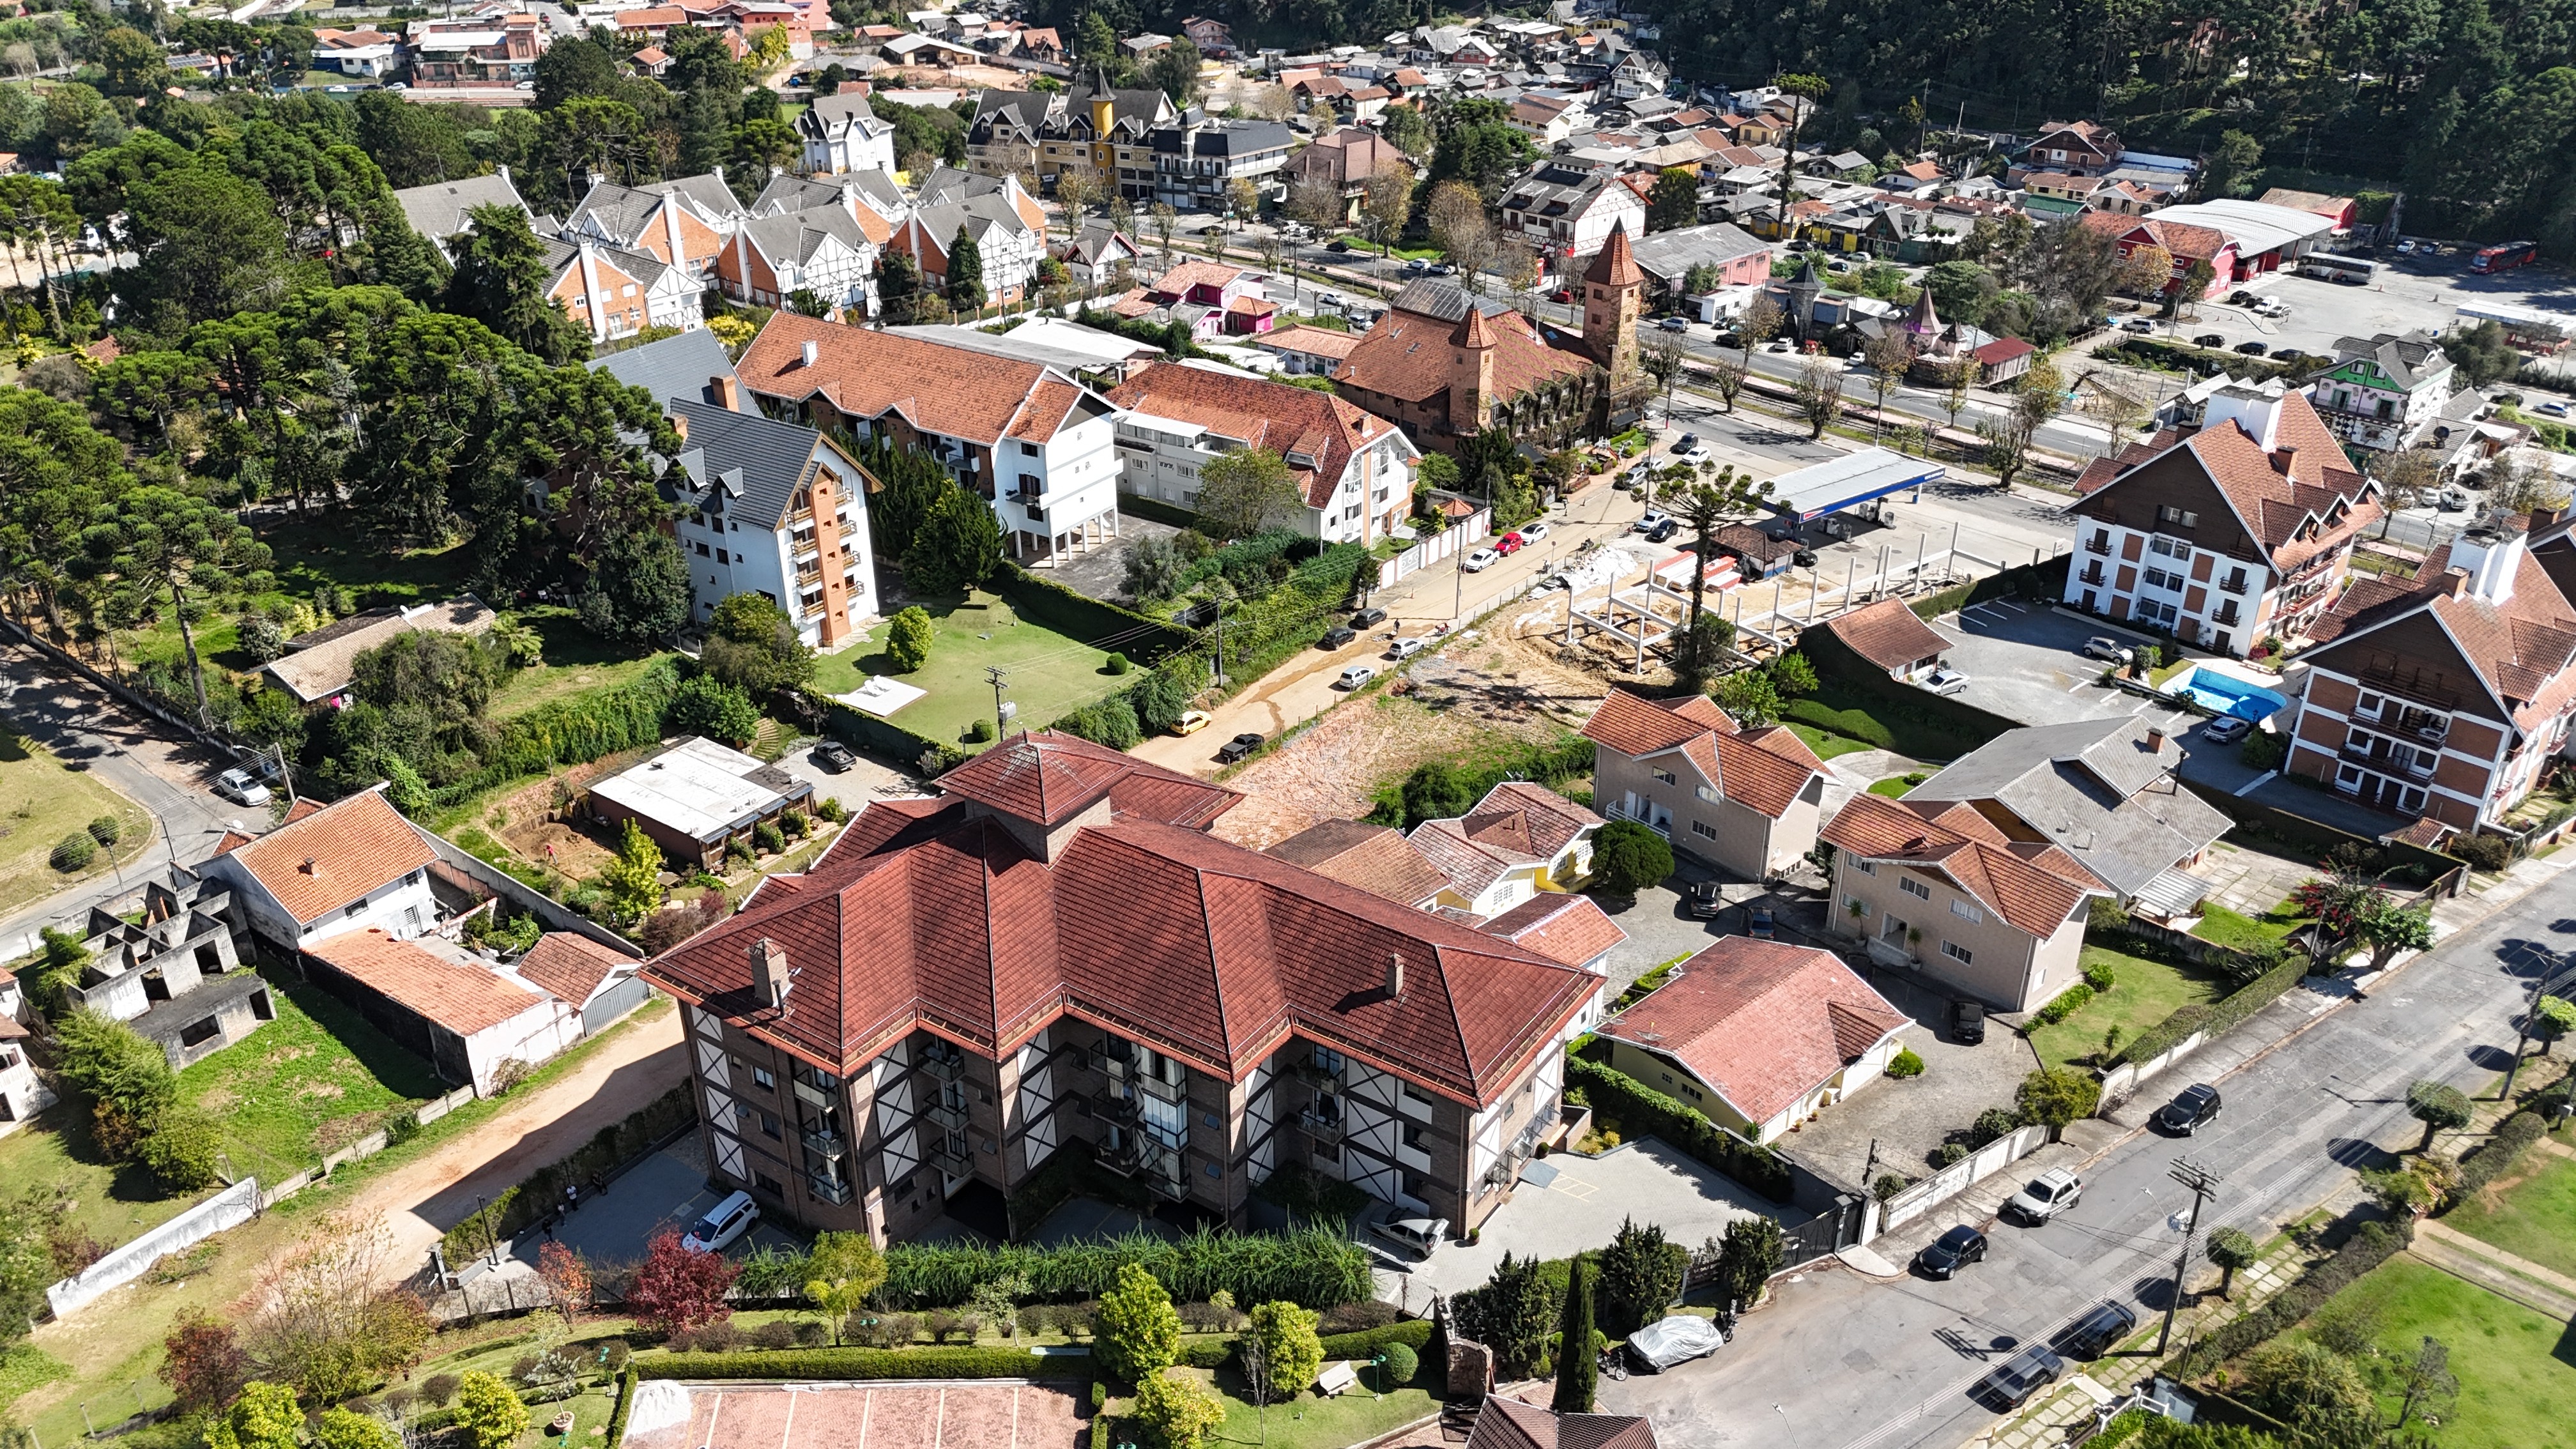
[1599,864,2569,1449]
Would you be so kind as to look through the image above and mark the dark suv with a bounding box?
[1982,1344,2066,1409]
[2156,1083,2223,1135]
[1951,999,1986,1045]
[2057,1300,2138,1360]
[1319,625,1358,650]
[1351,606,1388,628]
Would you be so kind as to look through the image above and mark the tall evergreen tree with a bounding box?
[1551,1257,1598,1414]
[944,224,986,312]
[441,204,590,365]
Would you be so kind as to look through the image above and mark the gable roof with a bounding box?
[1407,781,1603,900]
[1478,892,1625,967]
[1578,690,1823,818]
[1598,936,1906,1124]
[1901,717,2233,897]
[1107,362,1400,509]
[1824,598,1947,672]
[1467,1397,1657,1449]
[391,172,531,256]
[736,311,1108,450]
[1821,792,2108,937]
[1265,818,1451,907]
[514,931,638,1006]
[588,326,738,410]
[940,731,1240,830]
[2305,525,2576,733]
[1338,288,1594,408]
[2068,387,2380,573]
[308,929,550,1035]
[226,788,440,928]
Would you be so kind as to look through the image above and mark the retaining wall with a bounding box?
[47,1177,259,1318]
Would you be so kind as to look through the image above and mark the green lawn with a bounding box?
[0,1098,204,1259]
[808,588,1129,748]
[486,607,671,721]
[2297,1258,2576,1449]
[0,1346,68,1408]
[2193,901,2305,951]
[1783,722,1876,760]
[0,724,156,919]
[1159,1363,1440,1449]
[1869,771,1928,798]
[179,967,447,1181]
[2024,944,2230,1068]
[2444,1151,2576,1282]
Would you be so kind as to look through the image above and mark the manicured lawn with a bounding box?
[2193,901,2304,951]
[1147,1365,1439,1449]
[0,725,155,919]
[178,968,446,1181]
[1869,770,1928,798]
[2297,1257,2576,1448]
[808,588,1129,749]
[2024,944,2230,1068]
[2444,1151,2576,1282]
[1782,722,1876,761]
[0,1100,203,1257]
[486,607,671,721]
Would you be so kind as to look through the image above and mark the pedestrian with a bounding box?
[565,1182,580,1213]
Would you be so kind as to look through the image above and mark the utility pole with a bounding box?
[985,666,1009,737]
[2159,1158,2223,1353]
[2503,952,2573,1100]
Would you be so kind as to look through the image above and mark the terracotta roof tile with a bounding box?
[309,930,550,1036]
[2306,533,2576,731]
[2078,392,2378,571]
[1821,793,2104,936]
[1468,1397,1658,1449]
[938,731,1239,828]
[1825,598,1948,673]
[1338,295,1594,408]
[1581,689,1818,819]
[1107,362,1397,510]
[1598,937,1906,1124]
[737,310,1105,451]
[515,931,637,1006]
[1264,819,1449,906]
[226,789,438,927]
[1479,893,1625,967]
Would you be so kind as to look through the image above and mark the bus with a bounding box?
[2472,240,2540,273]
[2299,253,2378,284]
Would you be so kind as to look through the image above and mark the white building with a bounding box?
[668,393,882,648]
[1103,360,1418,546]
[198,787,445,955]
[1498,159,1648,263]
[798,92,899,176]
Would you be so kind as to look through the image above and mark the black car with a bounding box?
[2193,332,2226,347]
[2234,340,2271,356]
[1646,519,1679,542]
[1319,624,1358,649]
[1982,1344,2066,1409]
[811,740,855,773]
[2227,289,2256,305]
[1675,433,1698,452]
[1216,732,1264,763]
[2057,1300,2138,1360]
[1915,1225,1988,1279]
[1351,606,1388,628]
[1689,880,1724,918]
[2157,1082,2223,1135]
[1325,239,1352,252]
[1951,999,1986,1045]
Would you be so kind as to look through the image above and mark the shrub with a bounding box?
[602,1369,638,1448]
[668,675,761,746]
[646,1346,1082,1381]
[2239,730,2285,770]
[967,718,995,743]
[2454,832,2513,871]
[50,831,96,871]
[690,1321,742,1353]
[877,1224,1371,1313]
[1094,1263,1183,1383]
[2030,983,2093,1025]
[454,1372,528,1449]
[1318,1301,1397,1335]
[1315,1318,1432,1361]
[1105,652,1130,675]
[1594,1218,1685,1337]
[421,1374,461,1407]
[2168,1218,2411,1381]
[1933,1142,1968,1166]
[1563,1057,1793,1202]
[1379,1340,1418,1385]
[2080,958,2115,992]
[885,606,935,673]
[86,815,121,847]
[1970,1107,2023,1146]
[1590,820,1675,895]
[1130,1368,1226,1449]
[752,1321,799,1350]
[754,821,785,854]
[139,1105,224,1190]
[1241,1300,1323,1402]
[1884,1047,1924,1079]
[2016,1068,2101,1139]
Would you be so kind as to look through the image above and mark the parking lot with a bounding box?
[2174,255,2576,394]
[1929,600,2192,733]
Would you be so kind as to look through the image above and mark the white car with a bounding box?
[2252,299,2290,318]
[1925,667,1970,696]
[1632,509,1671,533]
[2396,238,2418,254]
[1335,664,1377,689]
[2005,1169,2083,1225]
[215,767,272,807]
[681,1190,758,1253]
[1368,1216,1446,1258]
[1520,521,1550,541]
[1389,636,1427,659]
[1463,548,1501,572]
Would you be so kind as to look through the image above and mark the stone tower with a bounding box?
[1784,256,1826,341]
[1582,219,1644,395]
[1452,303,1498,436]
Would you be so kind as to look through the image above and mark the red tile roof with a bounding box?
[225,788,437,927]
[642,739,1597,1107]
[737,310,1104,451]
[1598,936,1906,1124]
[1478,893,1625,968]
[1824,598,1948,673]
[1256,324,1365,362]
[1107,362,1399,510]
[2076,390,2379,573]
[1467,1397,1658,1449]
[2082,211,2228,262]
[1821,792,2106,937]
[1408,782,1603,899]
[938,731,1239,829]
[1584,222,1643,287]
[515,931,637,1006]
[309,930,551,1036]
[1338,297,1594,410]
[1579,690,1822,819]
[2306,530,2576,732]
[1264,819,1449,907]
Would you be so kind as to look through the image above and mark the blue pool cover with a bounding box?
[2168,667,2289,722]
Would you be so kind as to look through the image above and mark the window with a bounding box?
[1692,820,1717,839]
[1204,1162,1223,1177]
[1695,784,1720,804]
[759,1112,782,1140]
[1941,940,1974,965]
[1855,859,1876,875]
[1951,899,1983,923]
[2156,504,2198,528]
[1402,1123,1427,1150]
[1020,441,1040,456]
[346,901,364,918]
[1400,1082,1436,1110]
[1652,768,1676,784]
[1845,896,1869,917]
[1900,876,1931,900]
[2223,567,2248,593]
[753,1170,786,1197]
[751,1066,776,1090]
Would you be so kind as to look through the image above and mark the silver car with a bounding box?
[1368,1216,1447,1258]
[215,767,272,807]
[2005,1169,2083,1224]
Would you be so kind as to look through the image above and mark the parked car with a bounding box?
[1925,666,1970,696]
[2193,333,2226,347]
[1689,880,1724,918]
[1633,509,1671,533]
[1675,433,1699,453]
[2537,401,2572,418]
[2157,1082,2223,1135]
[1914,1224,1988,1279]
[1216,731,1264,763]
[1521,521,1551,541]
[2120,318,2155,333]
[1552,287,1574,302]
[2439,486,2472,511]
[810,740,856,772]
[1325,239,1352,253]
[2082,636,2133,664]
[2396,238,2418,254]
[1319,624,1358,649]
[1658,316,1689,332]
[2057,1301,2138,1361]
[1429,262,1457,275]
[2005,1169,2084,1225]
[1951,998,1986,1044]
[1171,710,1213,737]
[2253,298,2290,317]
[2234,340,2272,356]
[1745,903,1775,939]
[2228,289,2257,306]
[1401,258,1429,275]
[215,767,272,807]
[1390,636,1428,659]
[1336,664,1378,689]
[1624,1315,1725,1372]
[1983,1344,2066,1409]
[1495,532,1525,556]
[1767,337,1793,352]
[2203,716,2252,744]
[682,1190,759,1253]
[1646,518,1679,543]
[1351,606,1388,627]
[1368,1216,1446,1257]
[1463,547,1501,572]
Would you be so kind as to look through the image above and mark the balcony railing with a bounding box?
[1136,1070,1188,1104]
[924,1137,972,1176]
[1287,1057,1340,1089]
[2079,564,2106,586]
[1296,1109,1343,1142]
[801,1126,848,1160]
[1091,1091,1139,1123]
[921,1050,967,1082]
[806,1172,853,1205]
[792,1078,836,1110]
[2341,738,2434,779]
[925,1100,969,1131]
[2085,537,2113,556]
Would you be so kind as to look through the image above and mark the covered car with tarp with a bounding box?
[1623,1315,1726,1372]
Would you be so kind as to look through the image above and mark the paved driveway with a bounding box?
[512,1146,802,1269]
[1782,967,2040,1189]
[1929,599,2181,731]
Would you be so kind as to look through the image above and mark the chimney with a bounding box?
[712,375,742,411]
[2444,566,2472,598]
[751,937,790,1008]
[2146,725,2166,754]
[1384,953,1405,998]
[801,339,820,368]
[300,857,318,875]
[2270,443,2299,476]
[2445,514,2529,604]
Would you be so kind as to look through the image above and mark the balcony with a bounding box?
[806,1172,853,1206]
[801,1126,848,1160]
[926,1100,969,1131]
[921,1050,967,1083]
[1287,1057,1340,1089]
[1091,1090,1139,1123]
[2085,537,2113,556]
[1101,1133,1181,1179]
[1295,1108,1343,1142]
[2079,564,2107,586]
[792,1078,837,1111]
[2341,737,2435,779]
[1136,1070,1188,1104]
[2354,659,2471,713]
[924,1137,972,1176]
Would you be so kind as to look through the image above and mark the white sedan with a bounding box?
[1462,548,1501,572]
[1520,521,1550,541]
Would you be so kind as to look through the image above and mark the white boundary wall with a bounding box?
[47,1177,259,1317]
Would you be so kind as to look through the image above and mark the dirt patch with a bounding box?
[502,816,616,879]
[1213,620,1609,850]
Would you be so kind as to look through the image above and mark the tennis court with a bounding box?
[624,1381,1087,1449]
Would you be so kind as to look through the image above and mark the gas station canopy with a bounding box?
[1765,448,1945,523]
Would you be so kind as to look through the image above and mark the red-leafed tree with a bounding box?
[162,1310,252,1413]
[537,1241,593,1327]
[625,1230,738,1340]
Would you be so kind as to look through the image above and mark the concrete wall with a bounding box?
[47,1177,259,1318]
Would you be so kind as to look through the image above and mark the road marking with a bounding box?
[706,1393,725,1449]
[779,1384,797,1449]
[859,1390,873,1449]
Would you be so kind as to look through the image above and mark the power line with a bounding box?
[2159,1157,2223,1354]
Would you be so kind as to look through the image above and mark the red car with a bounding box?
[1552,288,1573,302]
[1494,532,1524,555]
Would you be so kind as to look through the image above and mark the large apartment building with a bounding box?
[1105,360,1418,547]
[2283,512,2576,831]
[735,312,1124,565]
[640,733,1598,1244]
[2064,379,2382,657]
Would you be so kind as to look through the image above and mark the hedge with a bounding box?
[2113,951,2311,1069]
[809,687,965,774]
[2450,1059,2567,1200]
[880,1223,1372,1310]
[644,1346,1082,1381]
[1906,553,2071,621]
[994,560,1194,664]
[604,1368,638,1449]
[1566,1055,1793,1202]
[1116,492,1203,530]
[1798,626,2025,762]
[429,657,686,808]
[2165,1216,2411,1381]
[1319,1319,1433,1360]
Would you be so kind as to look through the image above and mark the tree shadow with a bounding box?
[2327,1137,2399,1171]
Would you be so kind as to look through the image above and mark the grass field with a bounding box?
[120,515,476,675]
[1155,1364,1439,1449]
[1783,722,1876,760]
[2193,901,2304,951]
[0,725,156,919]
[178,969,446,1181]
[486,607,671,721]
[0,1099,207,1261]
[808,588,1128,747]
[2297,1258,2576,1448]
[2444,1151,2576,1281]
[2025,944,2230,1069]
[1869,770,1928,798]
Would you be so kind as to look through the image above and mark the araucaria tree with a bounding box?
[1594,1216,1687,1337]
[1657,464,1769,689]
[79,487,272,725]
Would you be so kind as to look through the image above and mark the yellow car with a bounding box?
[1172,710,1213,737]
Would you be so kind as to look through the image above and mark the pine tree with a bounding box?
[1551,1257,1598,1413]
[945,224,986,313]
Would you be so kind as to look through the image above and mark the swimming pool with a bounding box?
[2166,665,2290,723]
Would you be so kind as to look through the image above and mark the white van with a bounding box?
[682,1190,759,1253]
